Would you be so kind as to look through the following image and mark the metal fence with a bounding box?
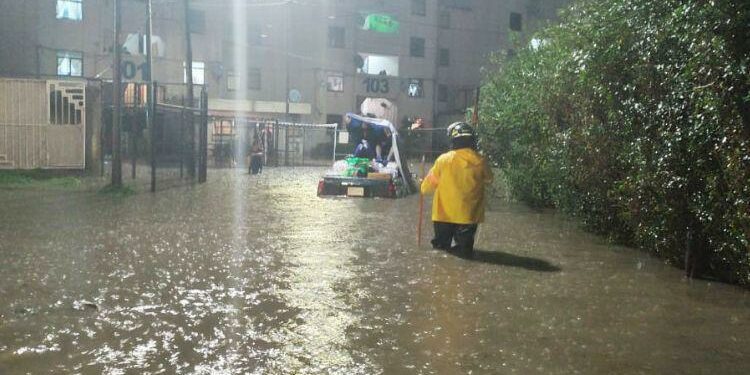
[101,82,208,191]
[208,118,336,170]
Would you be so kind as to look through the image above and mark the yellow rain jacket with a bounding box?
[421,148,493,224]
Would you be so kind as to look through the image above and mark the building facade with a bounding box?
[0,0,568,132]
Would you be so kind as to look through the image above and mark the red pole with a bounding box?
[471,86,480,126]
[417,154,426,247]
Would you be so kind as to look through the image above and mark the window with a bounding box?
[407,79,423,98]
[357,53,399,76]
[189,9,206,34]
[410,37,425,58]
[326,114,342,128]
[510,12,523,31]
[183,61,205,85]
[457,88,475,109]
[439,48,450,66]
[248,68,261,90]
[56,0,82,21]
[327,72,344,92]
[123,83,148,107]
[411,0,426,16]
[227,73,237,91]
[56,51,83,77]
[328,26,345,48]
[438,84,448,102]
[439,11,450,28]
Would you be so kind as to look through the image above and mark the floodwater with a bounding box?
[1,168,749,374]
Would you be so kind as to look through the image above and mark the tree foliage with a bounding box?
[479,0,750,284]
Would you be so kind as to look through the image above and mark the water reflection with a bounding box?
[0,168,749,374]
[264,181,374,374]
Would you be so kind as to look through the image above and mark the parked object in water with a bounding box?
[318,113,413,198]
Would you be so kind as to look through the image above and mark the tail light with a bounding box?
[317,180,325,196]
[387,181,396,198]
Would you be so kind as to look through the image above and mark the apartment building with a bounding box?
[0,0,568,130]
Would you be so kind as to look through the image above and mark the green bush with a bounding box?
[479,0,750,284]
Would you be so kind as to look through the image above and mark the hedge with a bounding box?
[478,0,750,285]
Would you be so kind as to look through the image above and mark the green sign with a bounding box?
[363,14,399,34]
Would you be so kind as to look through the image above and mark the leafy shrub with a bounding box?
[479,0,750,284]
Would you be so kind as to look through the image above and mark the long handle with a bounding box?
[417,155,426,247]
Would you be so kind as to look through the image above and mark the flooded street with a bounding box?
[1,168,749,374]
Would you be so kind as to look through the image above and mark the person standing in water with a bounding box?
[420,122,493,258]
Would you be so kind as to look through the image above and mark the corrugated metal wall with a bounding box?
[0,78,86,169]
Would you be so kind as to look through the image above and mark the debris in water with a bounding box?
[73,300,99,311]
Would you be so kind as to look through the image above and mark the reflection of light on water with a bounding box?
[233,0,247,168]
[268,190,374,374]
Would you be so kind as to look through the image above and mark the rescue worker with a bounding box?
[420,122,493,258]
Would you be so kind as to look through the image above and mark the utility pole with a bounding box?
[283,2,290,167]
[112,0,123,187]
[183,0,196,178]
[146,0,156,192]
[284,1,290,120]
[199,88,208,182]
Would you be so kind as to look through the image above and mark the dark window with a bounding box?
[328,26,345,48]
[458,88,473,109]
[510,12,523,31]
[248,68,261,90]
[326,114,342,128]
[411,0,426,16]
[438,84,448,102]
[407,79,423,98]
[189,9,206,34]
[439,48,450,66]
[410,37,425,58]
[439,11,450,28]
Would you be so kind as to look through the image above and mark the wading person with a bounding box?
[420,122,492,258]
[249,138,264,175]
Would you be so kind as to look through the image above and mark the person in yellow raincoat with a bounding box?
[420,122,493,258]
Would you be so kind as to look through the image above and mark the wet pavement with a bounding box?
[1,168,749,374]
